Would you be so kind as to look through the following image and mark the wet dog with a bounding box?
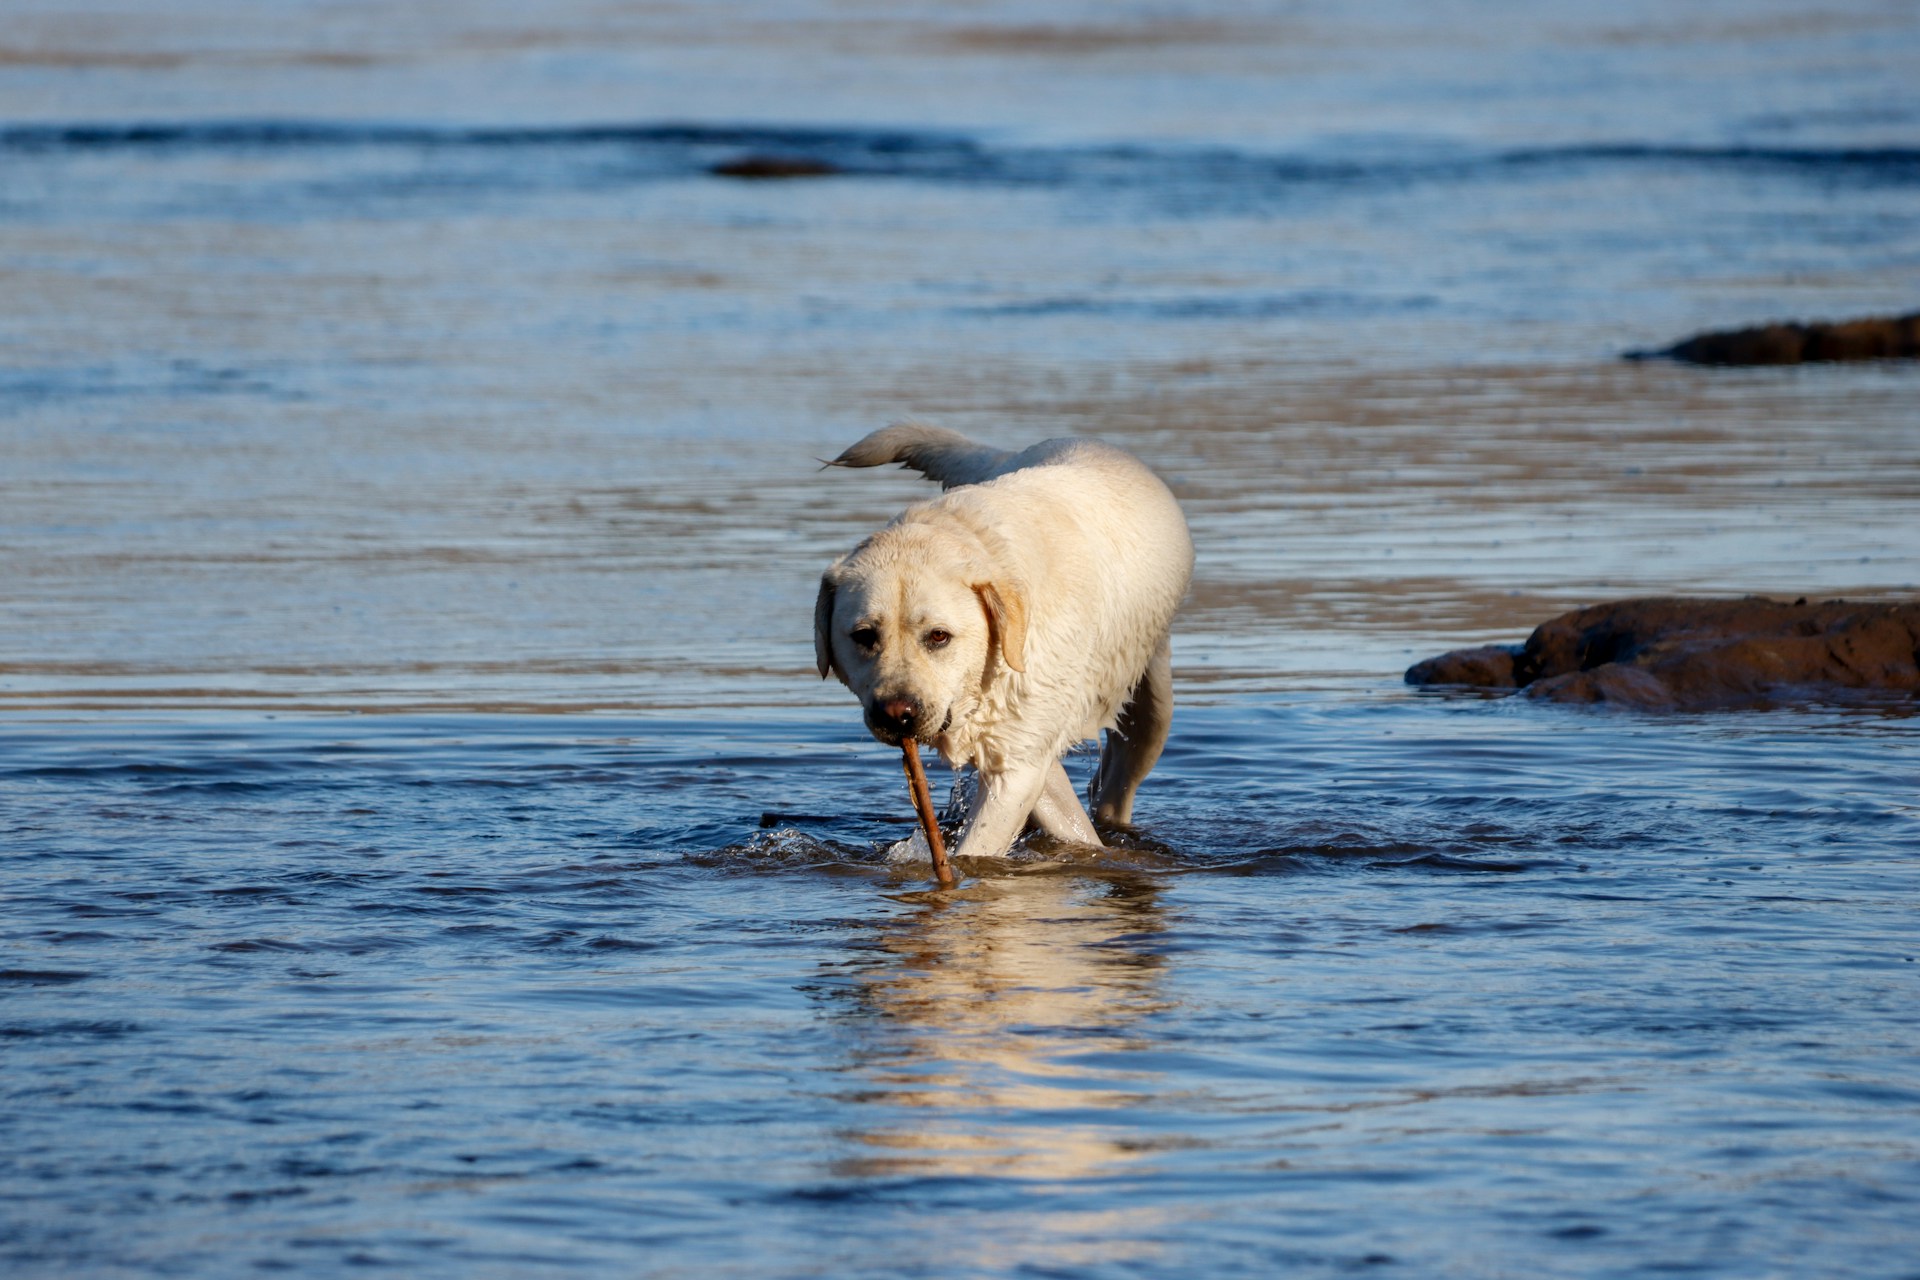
[813,423,1193,858]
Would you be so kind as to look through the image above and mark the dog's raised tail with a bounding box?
[826,421,1012,490]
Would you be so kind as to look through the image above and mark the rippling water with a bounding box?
[6,706,1919,1276]
[4,2,1920,1276]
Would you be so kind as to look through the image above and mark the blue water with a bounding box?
[4,704,1918,1277]
[4,1,1920,1275]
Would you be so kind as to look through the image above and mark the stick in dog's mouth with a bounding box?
[899,738,957,887]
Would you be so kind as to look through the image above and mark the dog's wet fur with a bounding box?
[815,423,1193,858]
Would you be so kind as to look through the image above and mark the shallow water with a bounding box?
[5,706,1919,1277]
[4,2,1920,1276]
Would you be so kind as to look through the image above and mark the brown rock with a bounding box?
[710,154,840,179]
[1402,644,1522,689]
[1628,311,1920,365]
[1407,597,1920,710]
[1802,315,1920,361]
[1526,663,1674,708]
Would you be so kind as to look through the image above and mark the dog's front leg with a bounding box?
[953,759,1059,860]
[1028,760,1103,847]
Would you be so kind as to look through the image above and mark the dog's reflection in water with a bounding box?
[819,871,1178,1184]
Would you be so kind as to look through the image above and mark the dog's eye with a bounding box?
[850,627,880,651]
[924,629,952,650]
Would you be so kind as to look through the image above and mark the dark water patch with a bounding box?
[0,120,958,158]
[272,1157,384,1180]
[1204,851,1319,877]
[60,902,168,920]
[1393,918,1558,936]
[1500,142,1920,183]
[0,1019,143,1041]
[960,290,1439,322]
[1370,852,1545,874]
[0,968,91,985]
[758,809,906,829]
[1550,1222,1609,1240]
[584,936,658,953]
[225,1185,310,1205]
[122,1096,216,1116]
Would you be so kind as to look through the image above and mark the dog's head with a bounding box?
[814,523,1027,748]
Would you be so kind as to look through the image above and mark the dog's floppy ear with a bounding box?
[972,580,1028,674]
[813,571,839,680]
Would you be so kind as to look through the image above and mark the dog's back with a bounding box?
[949,443,1191,746]
[834,423,1191,660]
[829,421,1126,490]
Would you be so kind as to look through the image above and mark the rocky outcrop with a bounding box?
[1627,312,1920,365]
[1406,597,1920,710]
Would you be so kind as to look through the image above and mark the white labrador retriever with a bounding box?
[813,422,1193,859]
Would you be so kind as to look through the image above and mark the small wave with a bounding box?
[961,291,1439,322]
[0,120,957,155]
[690,826,886,872]
[1369,851,1544,874]
[694,813,1561,881]
[1500,142,1920,178]
[2,120,1911,195]
[0,968,91,985]
[0,1019,142,1041]
[697,819,1182,881]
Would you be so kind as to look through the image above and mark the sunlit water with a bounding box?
[4,2,1920,1276]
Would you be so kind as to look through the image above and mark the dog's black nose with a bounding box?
[868,695,920,740]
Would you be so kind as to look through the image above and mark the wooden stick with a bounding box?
[900,738,957,887]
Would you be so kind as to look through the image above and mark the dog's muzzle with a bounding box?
[865,696,950,745]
